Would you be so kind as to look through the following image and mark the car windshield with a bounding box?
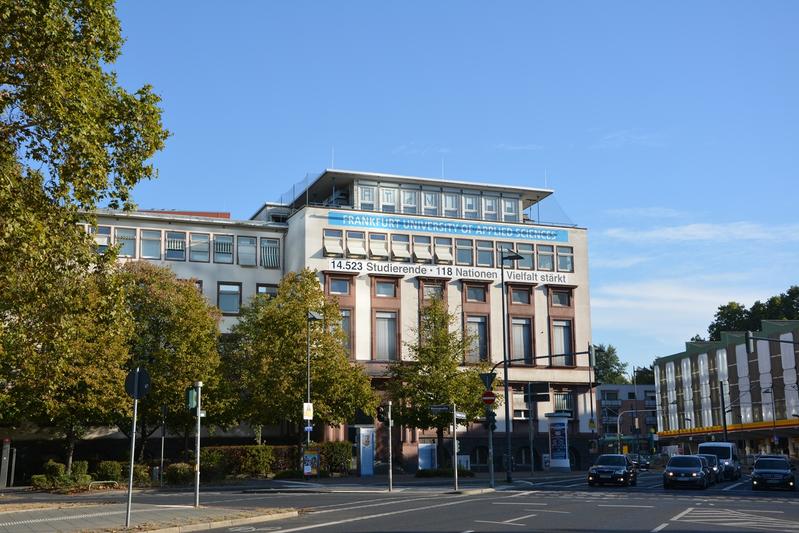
[698,445,731,459]
[595,455,626,466]
[668,456,700,468]
[755,458,789,470]
[699,455,717,466]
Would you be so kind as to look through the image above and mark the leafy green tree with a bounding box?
[387,297,487,468]
[226,269,377,436]
[706,286,799,340]
[633,365,655,385]
[592,344,629,385]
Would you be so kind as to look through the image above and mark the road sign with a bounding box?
[524,382,549,404]
[303,402,313,420]
[455,411,466,420]
[479,372,497,390]
[304,425,313,432]
[124,367,151,400]
[430,405,450,414]
[482,390,496,405]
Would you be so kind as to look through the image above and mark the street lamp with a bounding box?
[499,249,523,483]
[306,310,323,446]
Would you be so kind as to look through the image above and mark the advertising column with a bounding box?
[547,413,571,472]
[358,427,375,476]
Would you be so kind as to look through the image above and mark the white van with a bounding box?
[697,442,741,480]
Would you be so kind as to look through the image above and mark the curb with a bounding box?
[145,510,298,533]
[450,488,495,495]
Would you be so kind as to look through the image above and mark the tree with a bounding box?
[226,269,377,434]
[592,344,629,385]
[706,286,799,340]
[633,365,655,385]
[387,297,487,468]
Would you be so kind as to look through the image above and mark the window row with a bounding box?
[90,226,280,268]
[217,282,278,315]
[323,229,574,272]
[357,184,520,222]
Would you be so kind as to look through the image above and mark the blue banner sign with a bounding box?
[327,212,569,242]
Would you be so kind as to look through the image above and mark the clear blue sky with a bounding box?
[115,1,798,370]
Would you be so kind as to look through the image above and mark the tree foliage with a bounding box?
[633,365,655,385]
[226,269,378,431]
[592,344,629,385]
[706,286,799,340]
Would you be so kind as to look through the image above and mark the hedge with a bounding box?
[165,463,193,485]
[94,461,122,482]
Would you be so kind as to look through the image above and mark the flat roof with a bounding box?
[92,209,287,230]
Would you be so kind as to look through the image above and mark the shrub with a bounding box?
[200,448,227,482]
[122,463,151,486]
[31,474,50,490]
[273,469,303,480]
[318,441,351,474]
[71,461,89,478]
[43,460,66,479]
[241,446,274,477]
[72,474,92,488]
[165,463,193,485]
[95,460,122,482]
[272,446,301,472]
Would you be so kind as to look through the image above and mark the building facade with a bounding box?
[596,384,658,454]
[94,169,594,470]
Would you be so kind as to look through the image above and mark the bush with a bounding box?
[273,469,304,480]
[95,460,122,482]
[122,463,150,486]
[71,460,89,478]
[31,474,50,490]
[72,474,92,488]
[165,463,193,485]
[317,441,351,474]
[43,460,66,479]
[272,446,301,472]
[241,446,274,477]
[200,448,227,482]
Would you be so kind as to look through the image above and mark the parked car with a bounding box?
[751,456,796,491]
[663,455,709,489]
[588,454,638,487]
[697,442,741,480]
[697,454,720,484]
[627,454,651,470]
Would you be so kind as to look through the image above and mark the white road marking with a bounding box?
[475,520,525,527]
[310,495,452,515]
[505,513,538,523]
[670,507,694,521]
[651,524,669,532]
[738,510,785,514]
[597,504,654,508]
[492,502,548,506]
[723,481,745,491]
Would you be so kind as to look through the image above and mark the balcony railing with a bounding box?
[601,399,622,408]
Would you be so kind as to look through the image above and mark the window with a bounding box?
[517,243,534,270]
[391,234,411,261]
[375,279,396,298]
[115,228,136,257]
[455,239,473,266]
[214,235,234,263]
[476,240,494,267]
[422,191,439,216]
[323,229,344,257]
[552,289,571,307]
[512,317,533,364]
[375,311,398,361]
[401,190,418,214]
[341,309,352,354]
[502,198,519,222]
[513,392,530,419]
[330,277,350,295]
[346,231,367,257]
[443,193,460,218]
[166,231,186,261]
[483,197,498,221]
[217,283,241,315]
[256,284,278,298]
[260,238,280,268]
[422,280,444,301]
[140,230,161,259]
[537,245,554,271]
[434,237,453,264]
[511,287,530,304]
[465,284,486,302]
[628,392,636,400]
[497,241,514,267]
[238,236,257,266]
[465,316,488,363]
[463,194,480,219]
[553,392,574,412]
[369,233,389,259]
[360,185,376,210]
[380,187,397,213]
[189,233,210,262]
[92,225,112,253]
[412,235,432,263]
[557,246,574,272]
[552,319,573,366]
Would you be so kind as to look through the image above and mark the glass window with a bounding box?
[423,191,439,216]
[375,311,398,361]
[497,241,514,267]
[369,233,389,258]
[375,279,396,298]
[140,230,161,259]
[238,236,257,266]
[260,238,280,268]
[391,234,411,261]
[323,229,344,257]
[511,287,530,304]
[537,245,554,271]
[413,235,432,263]
[463,194,480,219]
[552,320,573,366]
[483,197,498,221]
[115,228,136,257]
[557,246,574,272]
[423,281,444,300]
[92,225,112,253]
[553,392,574,412]
[218,283,241,315]
[341,309,352,354]
[165,231,186,261]
[214,235,234,263]
[401,190,418,214]
[517,243,534,270]
[330,277,350,295]
[256,284,278,297]
[434,237,453,263]
[502,198,519,222]
[465,316,488,363]
[466,284,486,302]
[512,317,533,364]
[346,231,367,257]
[443,193,460,218]
[381,188,397,213]
[189,233,210,262]
[455,239,473,266]
[476,240,494,267]
[552,290,571,307]
[360,185,376,210]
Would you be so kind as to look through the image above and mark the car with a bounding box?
[663,455,709,489]
[751,456,796,491]
[697,442,741,480]
[697,454,720,484]
[627,453,650,471]
[588,454,638,487]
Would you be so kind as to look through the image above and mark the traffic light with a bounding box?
[185,386,197,411]
[483,410,497,431]
[588,344,596,367]
[377,405,386,422]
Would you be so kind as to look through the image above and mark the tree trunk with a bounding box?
[66,436,75,475]
[436,426,446,469]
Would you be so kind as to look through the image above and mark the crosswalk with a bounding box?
[671,506,799,532]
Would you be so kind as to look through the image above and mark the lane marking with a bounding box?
[492,502,548,506]
[505,513,538,523]
[597,504,654,508]
[738,510,785,514]
[722,482,744,491]
[651,524,669,532]
[670,507,694,521]
[309,495,454,515]
[475,520,525,527]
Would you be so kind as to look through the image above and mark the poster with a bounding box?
[303,450,319,476]
[358,427,374,476]
[549,421,567,460]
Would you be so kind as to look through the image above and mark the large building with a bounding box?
[595,384,658,454]
[94,169,594,470]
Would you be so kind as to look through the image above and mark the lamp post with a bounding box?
[499,249,523,483]
[306,311,323,447]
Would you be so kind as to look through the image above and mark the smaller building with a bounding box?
[596,383,658,455]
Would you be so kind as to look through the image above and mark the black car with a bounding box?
[697,454,720,484]
[663,455,709,489]
[751,456,796,491]
[627,454,650,471]
[588,454,638,487]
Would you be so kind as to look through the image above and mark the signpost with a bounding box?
[124,367,150,528]
[479,372,497,488]
[193,381,203,508]
[482,390,496,405]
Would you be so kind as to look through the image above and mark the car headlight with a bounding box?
[692,472,699,477]
[722,460,730,465]
[712,467,719,472]
[667,471,675,476]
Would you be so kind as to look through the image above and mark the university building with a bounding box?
[93,169,594,470]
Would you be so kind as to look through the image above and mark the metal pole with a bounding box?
[616,409,622,453]
[125,368,139,529]
[9,448,15,487]
[307,317,311,447]
[488,415,495,488]
[770,390,777,448]
[720,380,728,441]
[453,402,458,492]
[160,405,166,488]
[194,381,202,508]
[528,394,535,478]
[633,366,639,455]
[500,261,512,482]
[388,401,393,492]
